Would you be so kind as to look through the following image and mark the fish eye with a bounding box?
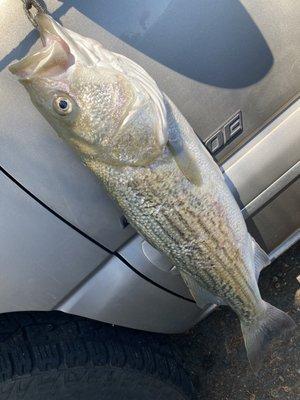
[53,96,73,115]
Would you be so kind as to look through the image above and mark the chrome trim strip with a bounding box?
[269,229,300,261]
[223,99,300,214]
[196,304,218,322]
[241,162,299,217]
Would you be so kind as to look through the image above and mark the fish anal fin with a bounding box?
[250,236,271,280]
[180,271,225,308]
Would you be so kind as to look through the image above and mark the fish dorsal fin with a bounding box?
[167,132,202,186]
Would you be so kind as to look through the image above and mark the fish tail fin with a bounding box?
[241,301,295,373]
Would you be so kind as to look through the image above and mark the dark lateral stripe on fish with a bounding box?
[128,182,186,255]
[188,195,259,311]
[179,206,257,314]
[128,166,257,318]
[161,201,239,299]
[148,182,246,303]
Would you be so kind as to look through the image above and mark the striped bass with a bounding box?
[9,13,295,371]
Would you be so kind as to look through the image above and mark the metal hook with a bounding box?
[21,0,49,27]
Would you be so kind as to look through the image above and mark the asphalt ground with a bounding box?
[171,242,300,400]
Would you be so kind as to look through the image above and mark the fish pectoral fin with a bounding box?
[167,139,202,186]
[250,236,271,280]
[180,271,224,308]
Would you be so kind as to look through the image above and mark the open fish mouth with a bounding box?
[9,13,95,80]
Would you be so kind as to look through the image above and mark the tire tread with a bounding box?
[0,312,195,399]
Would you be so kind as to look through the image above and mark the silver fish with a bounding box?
[10,14,295,371]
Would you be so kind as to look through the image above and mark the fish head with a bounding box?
[9,14,168,166]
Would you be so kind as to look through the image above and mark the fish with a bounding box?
[9,13,295,371]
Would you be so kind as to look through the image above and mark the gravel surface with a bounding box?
[171,243,299,400]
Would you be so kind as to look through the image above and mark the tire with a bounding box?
[0,312,195,400]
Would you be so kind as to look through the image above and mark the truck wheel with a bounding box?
[0,312,195,400]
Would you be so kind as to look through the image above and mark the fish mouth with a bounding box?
[9,13,92,80]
